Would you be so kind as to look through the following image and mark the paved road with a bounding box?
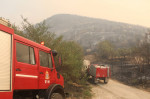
[92,79,150,99]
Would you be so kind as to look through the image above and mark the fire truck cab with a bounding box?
[0,18,65,99]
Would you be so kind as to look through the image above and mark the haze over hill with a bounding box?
[43,14,148,49]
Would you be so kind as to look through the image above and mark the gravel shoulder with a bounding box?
[91,79,150,99]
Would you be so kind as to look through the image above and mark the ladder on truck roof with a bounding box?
[0,17,12,27]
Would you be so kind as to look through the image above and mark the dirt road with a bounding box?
[92,79,150,99]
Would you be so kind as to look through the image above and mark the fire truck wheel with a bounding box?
[104,77,108,84]
[50,93,63,99]
[92,76,98,84]
[45,84,65,99]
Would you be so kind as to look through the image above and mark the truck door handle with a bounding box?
[40,72,43,74]
[16,68,21,71]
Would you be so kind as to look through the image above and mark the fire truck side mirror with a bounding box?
[56,55,62,72]
[52,50,57,56]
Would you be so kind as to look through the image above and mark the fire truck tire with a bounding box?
[45,84,65,99]
[92,76,98,84]
[51,93,63,99]
[104,77,108,84]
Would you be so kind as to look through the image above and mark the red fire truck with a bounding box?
[0,18,65,99]
[88,64,110,84]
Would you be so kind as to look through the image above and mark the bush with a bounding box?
[56,41,84,83]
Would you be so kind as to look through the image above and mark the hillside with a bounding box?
[44,14,148,49]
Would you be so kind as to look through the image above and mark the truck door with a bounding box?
[14,42,38,89]
[39,50,55,89]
